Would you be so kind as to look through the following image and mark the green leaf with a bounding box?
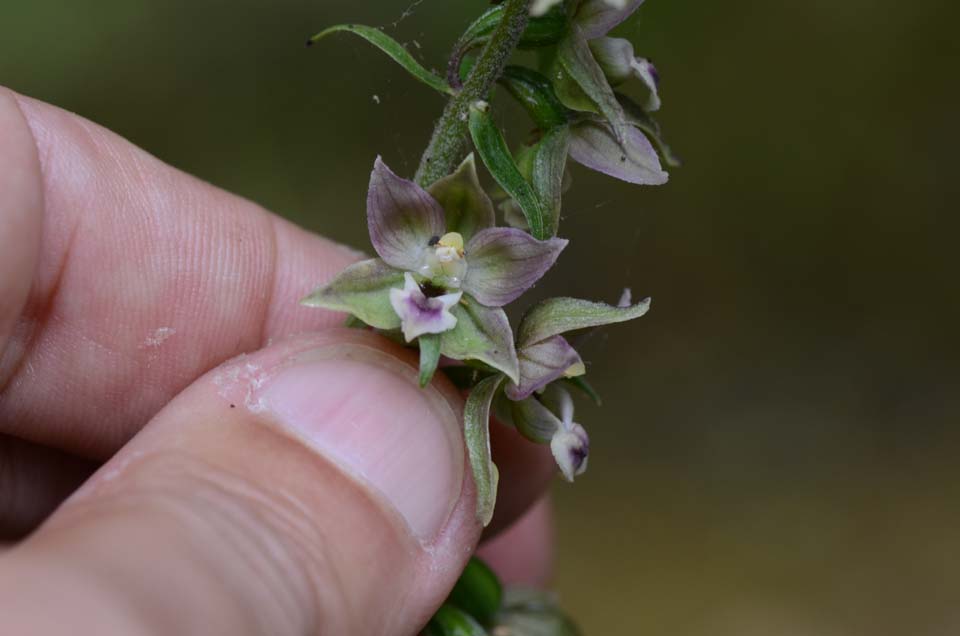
[529,126,571,237]
[428,604,489,636]
[555,25,630,144]
[468,101,549,240]
[301,259,403,329]
[517,296,652,348]
[447,557,503,627]
[459,4,568,54]
[418,334,442,388]
[427,154,496,242]
[441,299,520,384]
[464,374,504,527]
[308,24,452,96]
[498,65,570,130]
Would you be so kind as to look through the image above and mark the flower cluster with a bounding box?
[306,0,676,530]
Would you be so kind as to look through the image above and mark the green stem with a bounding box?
[415,0,531,187]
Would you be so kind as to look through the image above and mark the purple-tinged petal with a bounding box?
[551,423,590,482]
[506,335,585,401]
[575,0,645,39]
[462,228,567,307]
[631,57,661,111]
[368,157,446,271]
[389,273,461,342]
[569,119,668,185]
[588,36,635,83]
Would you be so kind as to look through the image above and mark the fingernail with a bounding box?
[258,344,464,542]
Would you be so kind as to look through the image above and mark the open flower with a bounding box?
[389,273,461,341]
[303,155,568,383]
[589,36,660,111]
[547,387,590,482]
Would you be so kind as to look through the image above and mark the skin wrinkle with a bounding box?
[0,94,353,458]
[60,452,323,634]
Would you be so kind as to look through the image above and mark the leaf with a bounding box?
[529,125,571,237]
[301,259,403,329]
[555,25,630,145]
[517,295,652,348]
[418,333,442,388]
[441,300,520,384]
[308,24,452,95]
[427,604,489,636]
[462,228,567,307]
[459,4,568,53]
[505,335,584,401]
[468,101,549,240]
[367,157,446,271]
[427,154,496,242]
[446,557,503,627]
[498,65,570,130]
[463,374,505,527]
[568,119,668,185]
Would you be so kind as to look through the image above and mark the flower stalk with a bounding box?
[414,0,532,188]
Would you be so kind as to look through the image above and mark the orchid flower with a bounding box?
[303,155,567,383]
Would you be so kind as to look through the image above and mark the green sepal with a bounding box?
[498,65,570,130]
[468,101,549,240]
[517,295,652,348]
[427,604,489,636]
[418,333,442,388]
[441,300,520,385]
[529,125,571,238]
[464,374,505,527]
[308,24,452,96]
[554,25,630,144]
[564,375,602,406]
[616,92,682,167]
[446,557,503,627]
[301,258,403,329]
[496,394,561,444]
[343,314,367,329]
[427,154,496,242]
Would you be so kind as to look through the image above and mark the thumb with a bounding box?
[0,330,480,635]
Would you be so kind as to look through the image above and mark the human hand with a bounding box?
[0,87,555,635]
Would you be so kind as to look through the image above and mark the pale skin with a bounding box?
[0,87,555,635]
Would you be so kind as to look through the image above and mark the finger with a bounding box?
[478,496,554,587]
[0,89,42,367]
[0,330,482,635]
[0,88,358,458]
[0,435,96,541]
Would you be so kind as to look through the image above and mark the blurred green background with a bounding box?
[3,1,959,633]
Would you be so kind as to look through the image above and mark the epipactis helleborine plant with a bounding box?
[305,0,678,632]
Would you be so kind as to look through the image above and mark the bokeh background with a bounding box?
[3,1,959,633]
